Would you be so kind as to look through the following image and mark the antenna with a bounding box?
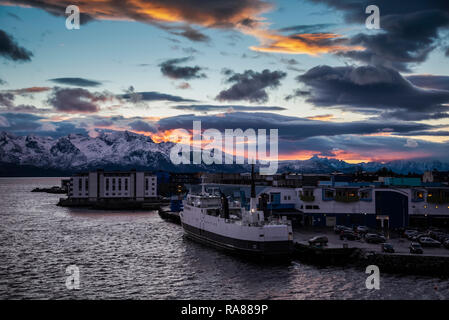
[251,164,255,198]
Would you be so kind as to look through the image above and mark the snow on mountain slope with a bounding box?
[0,130,175,170]
[1,130,448,174]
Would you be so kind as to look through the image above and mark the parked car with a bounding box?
[340,230,360,241]
[334,225,352,234]
[381,243,395,253]
[356,226,370,234]
[308,236,329,246]
[410,233,427,241]
[404,230,419,239]
[418,237,441,247]
[410,242,424,254]
[365,233,386,244]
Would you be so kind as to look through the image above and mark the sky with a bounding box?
[0,0,449,163]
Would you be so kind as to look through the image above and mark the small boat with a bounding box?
[158,209,181,224]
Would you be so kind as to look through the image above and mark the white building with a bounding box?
[256,185,449,229]
[68,170,157,201]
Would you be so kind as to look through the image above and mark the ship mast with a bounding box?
[250,164,257,213]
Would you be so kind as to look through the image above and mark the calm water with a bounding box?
[1,177,448,300]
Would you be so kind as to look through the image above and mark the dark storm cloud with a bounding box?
[47,87,109,113]
[308,0,449,71]
[0,29,33,62]
[156,112,433,140]
[216,69,287,103]
[49,78,103,87]
[159,57,207,80]
[295,65,449,121]
[172,104,287,112]
[128,120,157,133]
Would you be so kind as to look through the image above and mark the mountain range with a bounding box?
[1,130,448,176]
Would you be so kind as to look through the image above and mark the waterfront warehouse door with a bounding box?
[325,216,336,227]
[375,191,408,229]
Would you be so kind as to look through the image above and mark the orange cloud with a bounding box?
[248,30,362,55]
[306,114,335,121]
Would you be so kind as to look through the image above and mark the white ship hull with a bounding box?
[180,203,293,257]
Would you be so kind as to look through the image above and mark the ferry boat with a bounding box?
[179,168,293,258]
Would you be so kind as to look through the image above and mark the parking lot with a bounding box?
[293,228,449,257]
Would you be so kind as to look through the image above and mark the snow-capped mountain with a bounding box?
[0,130,177,171]
[1,131,448,175]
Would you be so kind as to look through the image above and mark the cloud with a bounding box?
[247,29,361,55]
[0,115,10,127]
[405,139,419,148]
[406,75,449,91]
[177,82,191,90]
[159,57,206,80]
[295,65,449,121]
[4,0,361,55]
[49,77,103,87]
[47,87,110,113]
[172,104,286,112]
[154,111,449,161]
[168,26,210,42]
[157,111,433,140]
[93,119,114,127]
[216,69,287,103]
[4,0,271,42]
[0,92,15,108]
[0,29,33,61]
[6,87,52,97]
[120,87,196,103]
[128,120,157,133]
[0,113,45,132]
[278,23,337,34]
[309,0,449,71]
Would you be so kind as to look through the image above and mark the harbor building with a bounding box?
[69,170,157,200]
[59,170,162,209]
[206,181,449,229]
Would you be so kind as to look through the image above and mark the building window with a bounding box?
[79,179,82,191]
[125,179,128,191]
[106,179,109,191]
[145,179,149,191]
[85,179,88,191]
[118,178,121,191]
[112,178,115,191]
